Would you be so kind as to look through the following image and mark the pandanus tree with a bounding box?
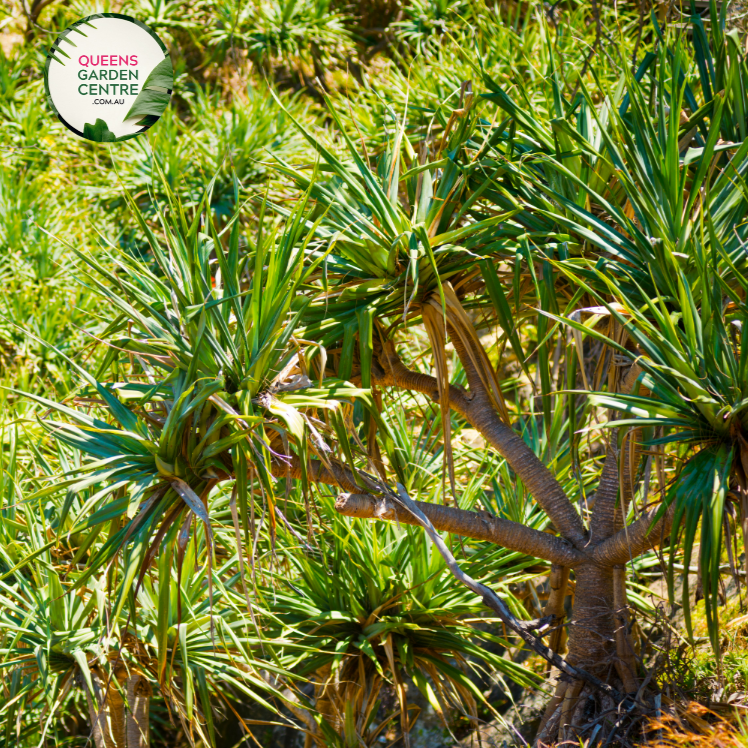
[1,177,545,745]
[8,6,748,747]
[269,6,748,742]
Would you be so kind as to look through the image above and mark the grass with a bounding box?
[1,0,748,746]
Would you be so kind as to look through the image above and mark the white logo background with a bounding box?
[47,17,168,139]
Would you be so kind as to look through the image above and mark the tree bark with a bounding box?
[591,501,676,567]
[565,563,615,676]
[270,449,586,567]
[126,674,151,748]
[590,364,645,543]
[543,565,570,658]
[335,492,583,566]
[324,339,679,742]
[85,667,127,748]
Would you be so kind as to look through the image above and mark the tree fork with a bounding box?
[377,339,589,548]
[591,501,676,567]
[266,344,674,743]
[350,484,630,704]
[320,453,656,744]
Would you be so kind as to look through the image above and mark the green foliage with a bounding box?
[0,449,291,744]
[83,118,119,142]
[124,55,173,124]
[242,0,354,70]
[3,0,748,745]
[265,491,543,745]
[390,0,471,54]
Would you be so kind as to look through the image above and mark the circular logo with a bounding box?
[44,14,173,143]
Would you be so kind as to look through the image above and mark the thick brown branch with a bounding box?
[270,452,373,494]
[591,502,675,567]
[466,392,588,548]
[378,341,588,549]
[270,448,583,565]
[373,342,472,411]
[335,492,583,567]
[590,447,623,542]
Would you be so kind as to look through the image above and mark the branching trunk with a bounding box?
[384,485,626,702]
[328,340,679,743]
[377,339,589,548]
[591,502,676,566]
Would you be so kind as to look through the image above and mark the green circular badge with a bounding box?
[44,14,173,143]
